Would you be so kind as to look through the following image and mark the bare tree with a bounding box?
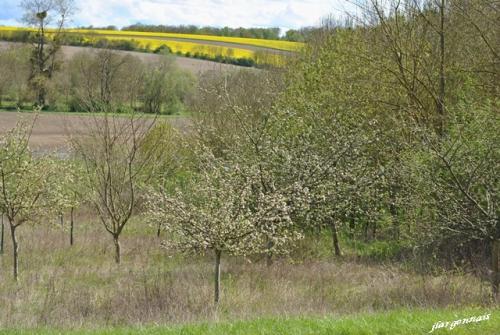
[71,112,159,264]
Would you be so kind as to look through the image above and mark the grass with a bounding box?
[0,211,495,330]
[1,308,498,334]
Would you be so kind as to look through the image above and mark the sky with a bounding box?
[0,0,354,32]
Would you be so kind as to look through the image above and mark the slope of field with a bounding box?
[85,34,257,60]
[0,41,241,75]
[70,29,304,52]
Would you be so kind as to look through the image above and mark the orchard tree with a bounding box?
[0,120,60,280]
[71,112,159,264]
[53,158,84,245]
[146,154,301,304]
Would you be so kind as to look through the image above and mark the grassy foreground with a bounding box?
[2,309,498,335]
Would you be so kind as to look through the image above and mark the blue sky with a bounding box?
[0,0,354,32]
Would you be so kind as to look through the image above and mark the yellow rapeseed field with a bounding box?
[70,29,304,52]
[83,35,256,59]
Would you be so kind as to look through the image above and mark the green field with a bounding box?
[2,309,497,335]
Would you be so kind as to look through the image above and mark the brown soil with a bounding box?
[0,41,240,75]
[0,112,188,151]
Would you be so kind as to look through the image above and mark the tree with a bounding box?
[273,25,390,256]
[0,119,59,280]
[67,50,144,112]
[139,121,187,238]
[21,0,76,107]
[405,104,499,298]
[141,57,195,115]
[146,154,301,304]
[0,46,31,109]
[54,158,84,245]
[71,112,159,264]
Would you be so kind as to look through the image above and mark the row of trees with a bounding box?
[0,112,163,280]
[120,24,282,41]
[1,0,195,112]
[0,45,196,114]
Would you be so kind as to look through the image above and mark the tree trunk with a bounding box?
[70,207,74,246]
[9,223,18,281]
[214,249,221,305]
[390,204,399,240]
[348,214,355,239]
[1,213,4,255]
[113,235,121,264]
[59,212,64,226]
[330,219,342,257]
[157,222,161,238]
[266,240,274,266]
[492,240,499,299]
[37,89,46,109]
[437,0,446,136]
[363,221,369,242]
[492,221,500,300]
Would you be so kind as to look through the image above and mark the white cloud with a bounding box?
[0,19,19,26]
[1,0,354,30]
[72,0,351,30]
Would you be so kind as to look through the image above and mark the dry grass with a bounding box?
[0,209,493,329]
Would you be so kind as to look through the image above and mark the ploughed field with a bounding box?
[0,112,187,151]
[0,41,241,75]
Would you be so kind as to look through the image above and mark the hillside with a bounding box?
[0,41,241,75]
[0,26,304,67]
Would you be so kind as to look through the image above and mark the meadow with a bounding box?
[0,209,495,332]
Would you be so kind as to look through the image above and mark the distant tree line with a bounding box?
[120,24,282,40]
[78,23,320,42]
